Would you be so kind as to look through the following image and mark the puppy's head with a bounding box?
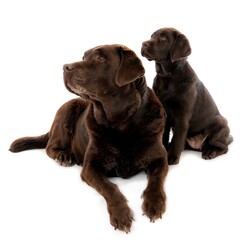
[63,44,145,101]
[141,28,191,63]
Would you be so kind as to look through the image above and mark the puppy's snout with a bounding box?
[142,41,150,48]
[63,64,74,72]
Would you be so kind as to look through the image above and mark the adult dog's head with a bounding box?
[63,44,145,101]
[141,28,191,63]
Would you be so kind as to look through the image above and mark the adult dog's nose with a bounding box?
[63,64,74,71]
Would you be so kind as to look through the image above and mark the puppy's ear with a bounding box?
[170,34,191,62]
[116,46,145,87]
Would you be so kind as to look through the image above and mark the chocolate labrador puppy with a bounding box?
[10,44,168,232]
[141,28,233,165]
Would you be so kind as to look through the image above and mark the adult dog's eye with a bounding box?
[160,35,168,41]
[95,55,105,63]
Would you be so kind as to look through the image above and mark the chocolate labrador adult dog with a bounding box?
[10,44,168,232]
[141,28,233,165]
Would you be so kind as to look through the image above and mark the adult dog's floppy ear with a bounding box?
[170,34,191,62]
[116,46,145,87]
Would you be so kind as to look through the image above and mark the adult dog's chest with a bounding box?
[98,126,145,178]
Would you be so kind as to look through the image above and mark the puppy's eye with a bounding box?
[82,56,85,60]
[160,35,168,41]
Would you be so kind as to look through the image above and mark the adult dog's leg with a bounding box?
[46,98,86,166]
[142,147,168,222]
[81,151,134,233]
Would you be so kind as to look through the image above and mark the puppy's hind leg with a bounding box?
[201,116,232,160]
[46,98,87,167]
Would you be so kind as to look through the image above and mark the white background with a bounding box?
[0,0,239,239]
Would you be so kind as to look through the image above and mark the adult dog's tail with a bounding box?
[9,133,49,153]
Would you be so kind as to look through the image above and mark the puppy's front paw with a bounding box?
[142,189,166,222]
[168,154,179,165]
[108,201,134,233]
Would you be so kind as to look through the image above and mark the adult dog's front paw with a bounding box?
[54,151,75,166]
[108,201,134,233]
[142,189,166,222]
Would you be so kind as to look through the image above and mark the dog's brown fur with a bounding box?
[141,28,233,165]
[10,44,168,232]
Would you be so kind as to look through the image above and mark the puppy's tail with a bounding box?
[9,133,49,153]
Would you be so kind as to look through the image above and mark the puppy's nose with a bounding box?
[142,41,150,48]
[63,64,74,71]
